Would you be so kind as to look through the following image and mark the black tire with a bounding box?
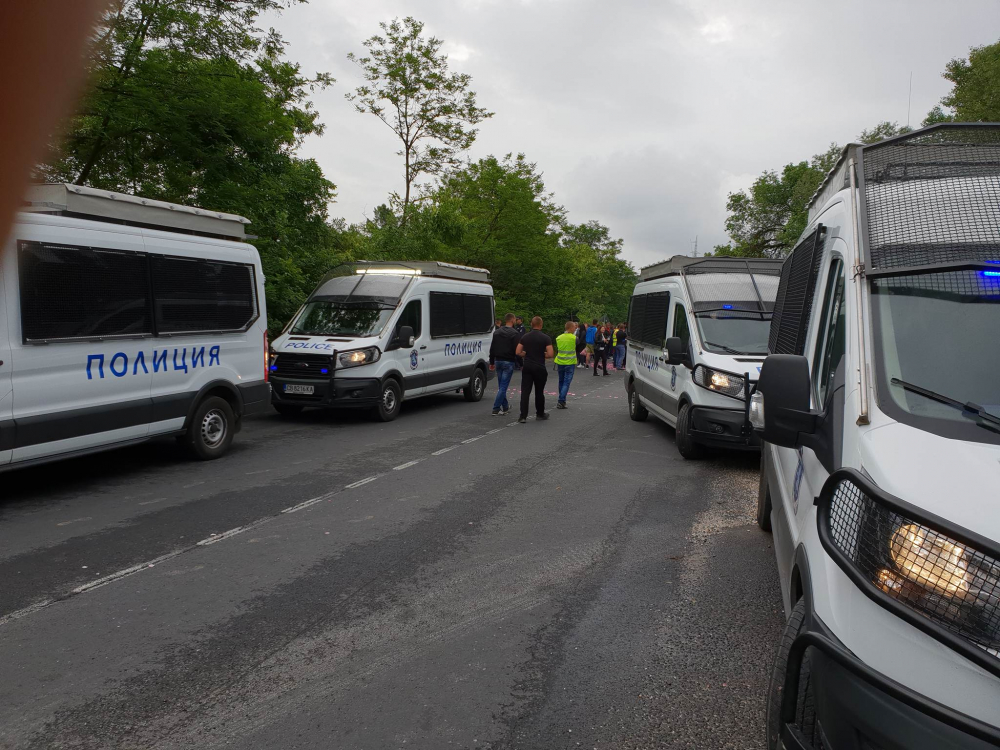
[765,599,817,749]
[375,379,402,422]
[675,402,704,459]
[185,396,235,460]
[628,383,648,421]
[757,448,773,532]
[464,367,486,402]
[273,403,304,418]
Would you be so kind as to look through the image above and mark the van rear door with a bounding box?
[0,259,13,466]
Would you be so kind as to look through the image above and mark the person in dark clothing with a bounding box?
[515,316,553,423]
[616,324,628,368]
[592,325,610,376]
[489,313,521,415]
[513,316,526,370]
[575,324,588,367]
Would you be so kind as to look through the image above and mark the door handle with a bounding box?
[419,345,427,350]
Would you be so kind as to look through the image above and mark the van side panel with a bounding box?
[139,231,267,433]
[8,222,152,463]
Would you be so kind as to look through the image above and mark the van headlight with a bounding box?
[338,347,380,368]
[819,470,1000,666]
[692,365,745,400]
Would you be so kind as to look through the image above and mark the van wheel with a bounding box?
[186,396,235,460]
[375,379,401,422]
[765,599,817,749]
[757,449,773,532]
[273,404,304,418]
[675,402,704,459]
[464,367,486,402]
[628,385,648,421]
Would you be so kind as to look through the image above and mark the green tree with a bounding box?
[939,40,1000,122]
[857,121,911,144]
[39,0,341,331]
[347,17,493,219]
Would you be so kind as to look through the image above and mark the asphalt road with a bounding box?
[0,367,783,750]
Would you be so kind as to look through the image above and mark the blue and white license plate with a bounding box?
[283,384,314,395]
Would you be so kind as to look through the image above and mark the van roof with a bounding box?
[21,183,251,241]
[638,255,783,282]
[352,261,491,283]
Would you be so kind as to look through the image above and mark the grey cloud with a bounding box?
[271,0,1000,267]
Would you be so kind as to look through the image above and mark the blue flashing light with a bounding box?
[981,271,1000,277]
[321,368,329,374]
[722,304,734,310]
[269,365,278,371]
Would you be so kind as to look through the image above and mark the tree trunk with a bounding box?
[402,144,411,226]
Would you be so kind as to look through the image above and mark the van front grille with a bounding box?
[272,352,334,379]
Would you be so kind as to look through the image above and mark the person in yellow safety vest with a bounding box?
[611,326,619,370]
[555,321,579,409]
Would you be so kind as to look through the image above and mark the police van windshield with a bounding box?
[872,269,1000,443]
[694,312,770,355]
[289,302,395,338]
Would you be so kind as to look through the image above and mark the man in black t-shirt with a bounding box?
[514,316,554,423]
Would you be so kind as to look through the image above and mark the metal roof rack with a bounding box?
[352,260,491,283]
[638,255,783,282]
[21,183,251,241]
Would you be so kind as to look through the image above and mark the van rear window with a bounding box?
[17,241,258,343]
[151,256,257,333]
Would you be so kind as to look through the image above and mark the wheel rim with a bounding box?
[475,373,484,396]
[201,409,227,447]
[383,386,397,412]
[630,390,637,414]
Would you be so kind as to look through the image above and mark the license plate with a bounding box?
[284,384,314,395]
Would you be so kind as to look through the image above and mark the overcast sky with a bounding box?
[269,0,1000,268]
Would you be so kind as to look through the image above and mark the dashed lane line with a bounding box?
[0,397,614,628]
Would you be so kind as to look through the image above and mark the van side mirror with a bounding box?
[665,337,690,367]
[397,325,415,348]
[754,354,818,448]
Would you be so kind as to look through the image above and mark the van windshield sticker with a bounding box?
[86,346,221,379]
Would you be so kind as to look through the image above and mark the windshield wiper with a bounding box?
[702,340,750,355]
[890,378,1000,431]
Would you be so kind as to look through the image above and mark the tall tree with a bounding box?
[347,17,493,219]
[39,0,342,330]
[936,40,1000,122]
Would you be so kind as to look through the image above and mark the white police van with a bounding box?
[269,261,494,421]
[0,184,270,470]
[624,255,783,457]
[751,124,1000,749]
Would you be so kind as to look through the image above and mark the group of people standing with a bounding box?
[488,315,628,424]
[577,320,627,375]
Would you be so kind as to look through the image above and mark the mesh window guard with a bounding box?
[768,226,826,355]
[151,256,257,334]
[860,125,1000,271]
[817,468,1000,678]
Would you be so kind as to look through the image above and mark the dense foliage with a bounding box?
[714,37,1000,259]
[42,6,635,332]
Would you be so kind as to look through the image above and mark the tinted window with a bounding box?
[672,303,690,351]
[642,292,670,347]
[463,294,494,334]
[18,242,151,342]
[429,292,493,337]
[396,299,422,339]
[813,260,846,405]
[151,256,257,333]
[628,294,646,342]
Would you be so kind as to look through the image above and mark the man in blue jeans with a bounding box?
[489,313,521,415]
[554,321,579,408]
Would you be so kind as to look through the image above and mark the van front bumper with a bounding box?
[688,405,759,450]
[270,376,382,409]
[780,611,999,750]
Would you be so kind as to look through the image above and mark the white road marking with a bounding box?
[485,429,503,435]
[72,549,187,595]
[392,460,422,471]
[56,517,92,527]
[0,598,56,628]
[461,436,484,444]
[196,517,271,546]
[183,481,206,489]
[432,446,458,455]
[345,476,379,489]
[281,490,340,514]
